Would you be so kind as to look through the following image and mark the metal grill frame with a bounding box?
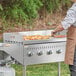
[1,30,67,76]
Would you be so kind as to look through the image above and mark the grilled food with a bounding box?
[23,35,51,40]
[54,35,66,38]
[23,35,66,40]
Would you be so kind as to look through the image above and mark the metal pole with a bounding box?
[58,62,61,76]
[23,66,26,76]
[23,42,26,76]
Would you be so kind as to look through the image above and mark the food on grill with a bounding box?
[23,35,51,40]
[54,35,66,38]
[23,35,66,40]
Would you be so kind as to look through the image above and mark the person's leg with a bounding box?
[69,65,76,76]
[69,48,76,76]
[71,71,76,76]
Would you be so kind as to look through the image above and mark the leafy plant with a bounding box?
[44,0,71,13]
[0,0,72,23]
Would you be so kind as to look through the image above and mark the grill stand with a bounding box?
[58,62,61,76]
[23,66,26,76]
[22,46,61,76]
[23,45,26,76]
[22,63,61,76]
[2,42,65,76]
[22,48,61,76]
[2,31,67,76]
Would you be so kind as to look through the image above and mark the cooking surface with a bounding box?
[23,37,66,45]
[23,35,66,40]
[3,30,67,45]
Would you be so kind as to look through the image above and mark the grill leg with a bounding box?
[23,66,26,76]
[58,62,61,76]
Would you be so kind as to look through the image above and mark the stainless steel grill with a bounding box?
[0,30,67,76]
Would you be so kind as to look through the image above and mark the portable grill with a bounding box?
[0,30,67,76]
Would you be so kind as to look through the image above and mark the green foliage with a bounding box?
[21,0,43,19]
[0,0,72,22]
[0,4,3,11]
[0,0,43,21]
[45,0,71,13]
[45,0,60,13]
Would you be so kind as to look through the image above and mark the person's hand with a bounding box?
[51,24,64,37]
[51,30,57,37]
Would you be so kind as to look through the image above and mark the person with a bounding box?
[52,0,76,76]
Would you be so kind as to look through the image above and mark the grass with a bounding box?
[12,62,70,76]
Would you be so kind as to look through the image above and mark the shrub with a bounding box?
[0,0,72,22]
